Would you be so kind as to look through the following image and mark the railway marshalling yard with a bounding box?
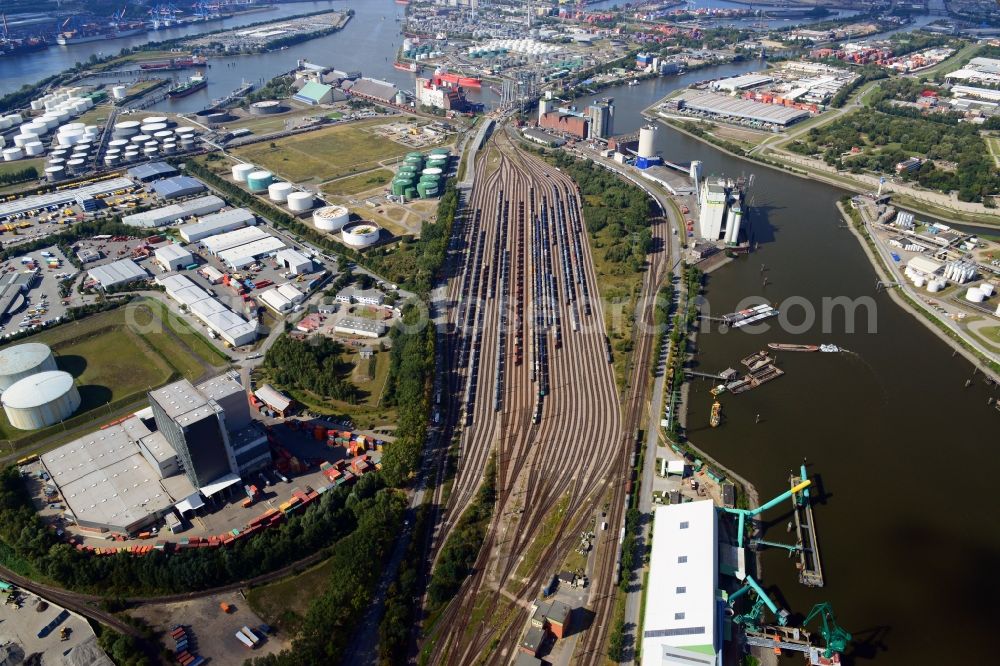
[424,127,671,665]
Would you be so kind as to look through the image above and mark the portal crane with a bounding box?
[804,602,851,658]
[722,477,812,547]
[727,574,789,631]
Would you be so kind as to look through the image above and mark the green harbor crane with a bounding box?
[727,574,789,632]
[804,602,851,658]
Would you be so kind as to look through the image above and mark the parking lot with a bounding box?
[131,591,285,666]
[0,244,79,335]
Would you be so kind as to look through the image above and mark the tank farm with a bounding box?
[422,126,664,664]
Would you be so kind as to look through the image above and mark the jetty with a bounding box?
[791,467,824,587]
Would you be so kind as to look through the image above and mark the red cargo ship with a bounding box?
[394,61,417,72]
[435,71,482,88]
[140,55,207,71]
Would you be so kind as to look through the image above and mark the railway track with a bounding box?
[423,126,633,664]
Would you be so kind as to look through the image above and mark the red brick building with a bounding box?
[539,112,588,139]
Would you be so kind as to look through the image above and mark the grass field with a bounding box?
[246,556,336,633]
[0,300,228,447]
[978,325,1000,345]
[232,119,412,184]
[276,349,395,430]
[321,168,394,196]
[0,158,44,180]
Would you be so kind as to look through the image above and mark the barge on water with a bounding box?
[724,303,779,328]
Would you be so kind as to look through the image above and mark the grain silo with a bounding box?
[2,370,80,430]
[0,343,57,391]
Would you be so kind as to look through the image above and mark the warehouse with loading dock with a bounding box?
[180,208,257,243]
[122,195,226,229]
[152,176,206,200]
[155,243,195,271]
[87,258,149,289]
[157,273,258,346]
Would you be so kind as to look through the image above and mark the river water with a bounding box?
[580,69,999,664]
[6,1,997,662]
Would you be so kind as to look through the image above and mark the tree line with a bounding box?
[0,166,38,187]
[263,335,361,405]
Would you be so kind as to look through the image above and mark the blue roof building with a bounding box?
[152,176,206,200]
[293,81,334,106]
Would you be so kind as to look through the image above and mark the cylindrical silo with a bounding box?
[23,142,44,157]
[67,158,86,174]
[232,163,255,182]
[3,147,24,161]
[0,343,57,391]
[287,191,314,212]
[341,222,381,249]
[112,85,127,100]
[45,166,66,182]
[268,181,294,202]
[246,170,273,192]
[392,178,411,196]
[14,134,38,148]
[1,370,81,431]
[638,126,656,158]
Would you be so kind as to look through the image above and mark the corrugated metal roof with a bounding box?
[88,258,148,288]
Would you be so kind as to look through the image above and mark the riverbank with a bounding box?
[838,201,1000,379]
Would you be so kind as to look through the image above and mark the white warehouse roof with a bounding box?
[154,243,193,264]
[642,500,719,666]
[122,195,225,228]
[277,282,304,303]
[217,236,286,268]
[0,177,133,218]
[180,208,256,243]
[259,288,293,313]
[201,226,270,254]
[155,273,257,346]
[275,247,312,272]
[907,256,943,275]
[88,258,149,288]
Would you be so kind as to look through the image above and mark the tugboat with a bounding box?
[820,344,840,353]
[168,74,207,99]
[710,401,722,427]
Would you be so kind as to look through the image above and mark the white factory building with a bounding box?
[157,273,258,346]
[200,226,287,268]
[179,208,256,243]
[122,195,226,229]
[154,244,195,272]
[275,248,313,275]
[259,283,306,314]
[642,500,721,666]
[87,258,149,289]
[710,73,773,92]
[698,178,745,244]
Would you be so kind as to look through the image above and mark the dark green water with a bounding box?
[580,76,1000,664]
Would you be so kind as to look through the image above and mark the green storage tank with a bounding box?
[404,187,417,200]
[392,179,410,196]
[404,158,424,168]
[429,147,450,156]
[417,181,439,198]
[406,151,424,159]
[398,164,418,174]
[420,174,441,186]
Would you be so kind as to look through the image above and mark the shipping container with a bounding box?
[241,626,260,644]
[236,630,255,649]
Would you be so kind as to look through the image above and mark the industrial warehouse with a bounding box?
[666,90,811,128]
[38,373,268,534]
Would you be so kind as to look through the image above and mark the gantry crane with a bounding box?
[722,477,812,548]
[727,574,789,632]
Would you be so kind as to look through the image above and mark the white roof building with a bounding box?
[277,282,305,303]
[88,258,149,289]
[642,500,720,666]
[179,208,256,243]
[156,273,257,346]
[201,226,271,254]
[217,236,286,269]
[122,195,226,229]
[907,255,943,275]
[154,243,194,271]
[275,248,313,275]
[259,288,293,313]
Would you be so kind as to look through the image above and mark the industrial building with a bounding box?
[218,236,286,269]
[292,81,335,105]
[127,161,179,182]
[179,208,256,243]
[539,111,589,139]
[0,271,40,323]
[156,273,258,346]
[334,317,386,338]
[152,176,207,200]
[201,226,271,254]
[275,248,313,275]
[336,286,385,305]
[0,342,57,391]
[39,372,268,534]
[346,77,399,104]
[259,283,305,314]
[87,258,149,289]
[642,500,721,666]
[0,177,133,219]
[415,76,471,111]
[711,73,773,92]
[698,178,747,244]
[670,90,810,127]
[254,384,292,417]
[154,244,195,272]
[945,57,1000,85]
[2,370,81,430]
[521,128,565,147]
[588,99,614,139]
[122,195,226,229]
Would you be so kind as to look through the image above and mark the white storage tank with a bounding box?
[142,122,168,134]
[0,343,57,391]
[14,134,38,148]
[113,120,140,138]
[927,279,944,293]
[5,113,23,125]
[108,139,129,150]
[341,221,381,249]
[638,126,656,158]
[112,85,127,100]
[287,191,314,212]
[3,147,24,161]
[966,287,985,303]
[268,181,294,202]
[23,142,44,157]
[104,155,120,167]
[1,370,81,431]
[232,163,255,182]
[67,158,86,173]
[913,276,925,289]
[980,282,996,298]
[313,205,350,232]
[45,165,66,182]
[130,134,151,145]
